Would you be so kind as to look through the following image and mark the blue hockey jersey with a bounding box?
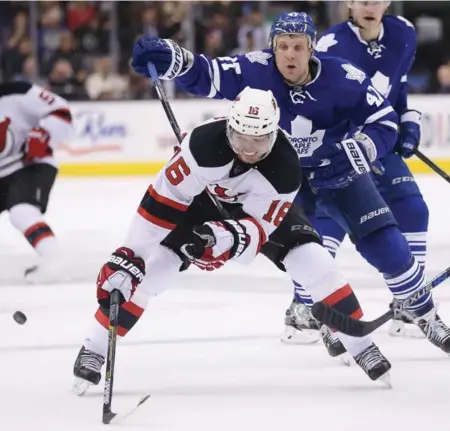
[176,50,398,164]
[315,15,416,116]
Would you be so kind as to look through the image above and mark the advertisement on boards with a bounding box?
[57,96,450,175]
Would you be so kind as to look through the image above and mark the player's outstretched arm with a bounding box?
[131,35,251,100]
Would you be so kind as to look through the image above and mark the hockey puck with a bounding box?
[13,311,27,325]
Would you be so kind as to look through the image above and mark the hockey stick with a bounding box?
[146,62,229,218]
[102,290,150,424]
[311,265,450,337]
[102,289,121,424]
[414,149,450,183]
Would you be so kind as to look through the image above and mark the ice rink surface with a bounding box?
[2,175,450,431]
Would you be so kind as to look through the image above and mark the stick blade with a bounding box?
[102,410,117,425]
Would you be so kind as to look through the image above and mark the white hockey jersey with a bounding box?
[124,118,302,265]
[0,82,72,178]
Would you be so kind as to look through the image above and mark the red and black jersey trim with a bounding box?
[137,185,189,230]
[240,217,267,253]
[322,284,363,332]
[48,108,72,123]
[24,222,54,248]
[95,301,144,337]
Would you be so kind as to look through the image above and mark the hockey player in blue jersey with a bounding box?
[131,11,450,359]
[288,1,428,344]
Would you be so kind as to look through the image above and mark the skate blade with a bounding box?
[72,377,93,396]
[377,372,392,389]
[338,353,353,367]
[280,326,320,345]
[388,321,425,339]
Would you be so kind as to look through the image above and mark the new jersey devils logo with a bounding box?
[212,185,244,202]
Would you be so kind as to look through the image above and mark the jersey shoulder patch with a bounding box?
[244,51,273,66]
[189,118,235,168]
[256,131,302,194]
[315,33,338,52]
[341,63,366,84]
[0,81,32,98]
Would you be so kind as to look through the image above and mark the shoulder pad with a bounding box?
[189,118,235,168]
[0,81,32,98]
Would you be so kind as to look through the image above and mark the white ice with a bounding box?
[1,175,450,431]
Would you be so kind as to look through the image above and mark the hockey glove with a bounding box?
[180,220,249,271]
[23,127,52,163]
[395,110,421,159]
[131,36,193,80]
[304,136,383,189]
[96,247,146,308]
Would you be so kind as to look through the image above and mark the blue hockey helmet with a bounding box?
[269,12,317,49]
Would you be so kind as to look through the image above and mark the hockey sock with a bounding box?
[284,242,372,356]
[389,196,429,270]
[9,203,57,256]
[356,226,433,317]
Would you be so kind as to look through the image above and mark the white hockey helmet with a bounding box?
[227,87,280,163]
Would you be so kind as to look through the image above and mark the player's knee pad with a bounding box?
[354,225,412,275]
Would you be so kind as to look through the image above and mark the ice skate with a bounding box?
[415,308,450,355]
[281,297,320,344]
[72,346,105,396]
[388,301,425,338]
[354,343,391,386]
[320,325,352,366]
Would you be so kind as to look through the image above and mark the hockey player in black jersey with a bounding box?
[73,88,391,394]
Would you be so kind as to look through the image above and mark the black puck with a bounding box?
[13,311,27,325]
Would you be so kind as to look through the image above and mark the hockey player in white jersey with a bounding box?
[73,88,391,395]
[0,81,73,283]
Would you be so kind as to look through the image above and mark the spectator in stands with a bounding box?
[48,58,87,100]
[45,30,87,84]
[75,15,109,57]
[1,36,32,80]
[85,56,128,100]
[12,55,48,88]
[237,8,266,52]
[39,3,67,67]
[66,1,97,32]
[436,63,450,94]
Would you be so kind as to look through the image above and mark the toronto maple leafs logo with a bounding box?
[371,71,392,97]
[245,51,272,66]
[315,34,338,52]
[342,64,366,84]
[290,116,325,157]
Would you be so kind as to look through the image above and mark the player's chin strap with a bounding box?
[146,62,230,219]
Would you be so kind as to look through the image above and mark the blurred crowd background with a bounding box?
[1,1,450,101]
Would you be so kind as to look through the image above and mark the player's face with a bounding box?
[274,35,313,85]
[350,1,389,29]
[228,130,272,164]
